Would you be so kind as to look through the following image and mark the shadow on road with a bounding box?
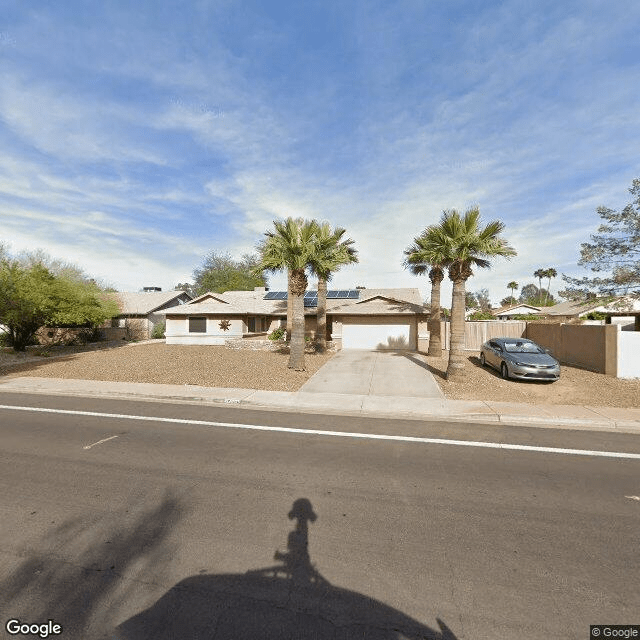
[117,498,458,640]
[0,490,183,639]
[1,495,458,639]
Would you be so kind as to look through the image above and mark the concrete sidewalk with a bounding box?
[1,376,639,434]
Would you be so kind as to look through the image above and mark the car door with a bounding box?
[487,340,502,368]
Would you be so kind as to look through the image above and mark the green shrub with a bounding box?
[151,322,166,339]
[468,311,495,320]
[268,327,286,341]
[511,314,545,321]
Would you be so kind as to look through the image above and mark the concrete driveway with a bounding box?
[299,350,444,398]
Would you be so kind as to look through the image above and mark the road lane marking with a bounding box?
[1,404,640,460]
[82,435,119,450]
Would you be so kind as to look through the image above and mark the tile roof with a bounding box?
[115,291,192,315]
[492,303,542,316]
[543,296,640,315]
[161,288,426,316]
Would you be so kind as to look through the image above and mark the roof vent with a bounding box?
[143,286,162,292]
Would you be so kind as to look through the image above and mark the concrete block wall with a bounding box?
[525,323,618,375]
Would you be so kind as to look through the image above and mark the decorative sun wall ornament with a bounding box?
[219,319,231,331]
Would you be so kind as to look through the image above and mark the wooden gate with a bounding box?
[439,321,526,351]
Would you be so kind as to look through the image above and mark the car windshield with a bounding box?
[503,342,544,354]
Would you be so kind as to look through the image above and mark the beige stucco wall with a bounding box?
[165,315,244,345]
[166,312,424,349]
[417,317,429,352]
[265,317,286,333]
[525,323,618,375]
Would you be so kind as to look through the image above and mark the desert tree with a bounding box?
[562,179,640,299]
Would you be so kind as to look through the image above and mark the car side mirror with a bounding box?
[544,348,553,354]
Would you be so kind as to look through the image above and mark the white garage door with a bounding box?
[342,322,412,350]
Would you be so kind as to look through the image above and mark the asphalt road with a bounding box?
[0,392,638,640]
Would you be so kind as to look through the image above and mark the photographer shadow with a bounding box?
[117,498,458,640]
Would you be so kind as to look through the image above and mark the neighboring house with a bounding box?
[542,296,640,326]
[492,303,542,320]
[162,286,429,350]
[112,289,193,339]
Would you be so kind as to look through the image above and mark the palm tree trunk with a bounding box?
[545,275,552,305]
[286,269,293,341]
[537,276,543,303]
[427,269,443,356]
[288,268,307,370]
[446,271,468,380]
[316,276,327,353]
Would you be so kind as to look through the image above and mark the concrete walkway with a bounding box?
[299,350,444,398]
[1,376,639,434]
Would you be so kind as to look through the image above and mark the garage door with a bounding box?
[341,322,413,350]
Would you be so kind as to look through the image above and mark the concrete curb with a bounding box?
[1,377,639,435]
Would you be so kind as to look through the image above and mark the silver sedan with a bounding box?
[479,337,560,381]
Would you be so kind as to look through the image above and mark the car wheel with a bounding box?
[501,362,509,380]
[480,353,486,367]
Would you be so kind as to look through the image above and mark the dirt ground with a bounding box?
[0,341,334,392]
[423,352,639,408]
[1,342,638,408]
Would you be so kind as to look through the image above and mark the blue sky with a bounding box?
[1,0,639,304]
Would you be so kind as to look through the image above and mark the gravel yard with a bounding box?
[0,342,335,392]
[424,351,640,408]
[1,342,638,407]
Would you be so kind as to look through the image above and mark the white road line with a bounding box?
[83,435,119,450]
[1,404,640,460]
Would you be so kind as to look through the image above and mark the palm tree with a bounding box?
[544,268,557,305]
[533,269,546,304]
[439,207,516,380]
[309,222,358,353]
[403,226,451,356]
[507,281,519,304]
[255,217,320,370]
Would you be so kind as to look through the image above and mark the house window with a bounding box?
[189,317,206,333]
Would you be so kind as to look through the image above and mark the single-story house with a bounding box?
[161,286,429,350]
[112,289,193,339]
[492,303,542,320]
[541,297,640,326]
[493,296,640,329]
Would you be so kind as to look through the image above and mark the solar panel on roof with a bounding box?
[348,290,359,298]
[263,291,288,300]
[304,290,318,298]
